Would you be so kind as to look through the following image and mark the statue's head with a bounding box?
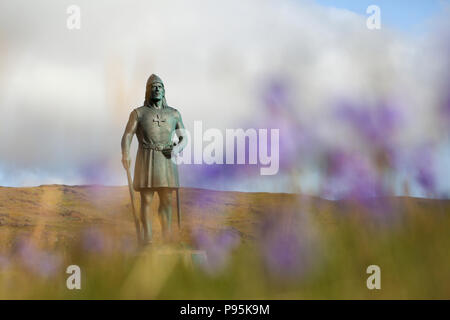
[144,74,168,107]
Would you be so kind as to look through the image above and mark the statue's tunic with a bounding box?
[132,105,184,190]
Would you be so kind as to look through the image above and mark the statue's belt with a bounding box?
[141,141,173,151]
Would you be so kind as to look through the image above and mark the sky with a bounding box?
[0,0,449,197]
[315,0,442,33]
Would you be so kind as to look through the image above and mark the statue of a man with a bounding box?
[121,74,187,244]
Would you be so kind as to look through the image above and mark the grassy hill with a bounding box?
[0,185,449,299]
[0,184,335,247]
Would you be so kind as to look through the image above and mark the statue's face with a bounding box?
[151,83,164,100]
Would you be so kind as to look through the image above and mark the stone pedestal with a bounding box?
[138,245,207,268]
[156,248,207,267]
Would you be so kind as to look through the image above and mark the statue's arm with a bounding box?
[121,110,138,160]
[174,111,187,154]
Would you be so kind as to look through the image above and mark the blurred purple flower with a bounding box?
[336,100,402,144]
[323,150,385,200]
[78,158,109,185]
[180,77,320,186]
[264,231,308,277]
[261,116,317,171]
[441,87,450,125]
[258,78,319,170]
[262,79,291,114]
[14,238,62,277]
[417,168,435,192]
[258,212,316,280]
[181,147,259,187]
[320,149,396,220]
[82,228,107,253]
[412,146,436,194]
[193,227,240,274]
[335,100,403,170]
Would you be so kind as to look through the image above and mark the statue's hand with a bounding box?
[162,146,173,159]
[122,155,131,170]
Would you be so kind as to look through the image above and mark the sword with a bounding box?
[125,166,141,245]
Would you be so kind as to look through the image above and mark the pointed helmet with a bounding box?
[146,74,164,87]
[144,74,168,107]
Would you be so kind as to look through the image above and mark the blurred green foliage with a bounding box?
[1,196,449,299]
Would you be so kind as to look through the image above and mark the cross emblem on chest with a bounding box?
[153,113,166,127]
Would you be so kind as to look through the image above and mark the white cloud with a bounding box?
[0,0,448,193]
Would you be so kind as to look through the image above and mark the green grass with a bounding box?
[0,186,449,299]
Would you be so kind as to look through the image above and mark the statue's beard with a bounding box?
[151,95,163,101]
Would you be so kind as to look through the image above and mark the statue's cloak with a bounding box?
[132,105,183,190]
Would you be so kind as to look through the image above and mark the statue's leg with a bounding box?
[157,188,173,240]
[140,189,154,244]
